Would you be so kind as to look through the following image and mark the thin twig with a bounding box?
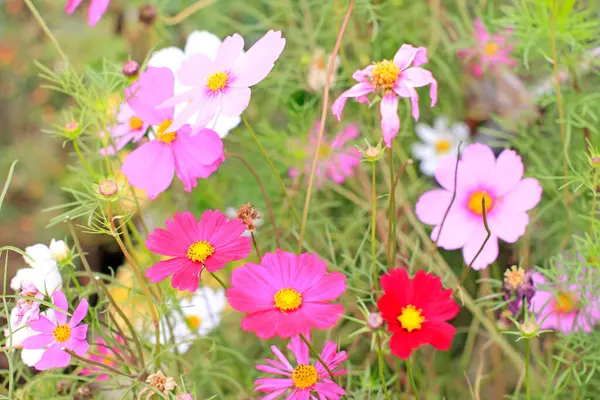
[459,196,492,284]
[250,232,262,260]
[66,350,137,379]
[433,142,462,248]
[163,0,216,25]
[299,333,335,380]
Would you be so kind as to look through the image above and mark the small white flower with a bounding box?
[411,117,470,176]
[148,31,241,138]
[49,239,70,263]
[307,48,341,92]
[4,308,56,367]
[23,243,55,269]
[11,241,63,295]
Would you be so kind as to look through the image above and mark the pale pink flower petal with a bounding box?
[215,34,245,70]
[462,227,499,270]
[331,82,375,120]
[88,0,109,26]
[380,93,399,147]
[34,344,71,370]
[178,54,215,88]
[69,298,89,327]
[394,44,428,70]
[221,87,251,117]
[231,30,286,87]
[490,149,524,195]
[502,178,543,212]
[121,141,174,200]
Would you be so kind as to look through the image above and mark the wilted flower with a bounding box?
[503,266,535,316]
[144,371,177,395]
[4,307,57,367]
[236,203,261,232]
[15,283,44,324]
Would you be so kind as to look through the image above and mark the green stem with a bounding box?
[24,0,69,65]
[298,333,335,380]
[73,139,98,179]
[210,272,228,290]
[376,336,391,400]
[406,359,420,400]
[67,264,83,292]
[371,161,378,290]
[525,339,531,400]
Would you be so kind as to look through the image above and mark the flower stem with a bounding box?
[250,232,262,260]
[24,0,69,66]
[210,272,228,290]
[406,359,420,400]
[66,350,137,379]
[376,336,391,400]
[371,161,378,290]
[525,338,531,400]
[386,147,395,265]
[163,0,216,25]
[298,333,335,381]
[242,115,301,228]
[296,0,355,254]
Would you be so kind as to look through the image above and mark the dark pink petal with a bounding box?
[241,310,281,339]
[146,212,198,256]
[254,378,293,392]
[287,334,309,365]
[88,0,109,26]
[65,0,84,14]
[68,298,88,327]
[204,237,251,272]
[502,178,542,212]
[298,302,344,331]
[126,67,174,125]
[214,33,244,70]
[393,44,428,70]
[302,272,346,302]
[52,291,69,325]
[29,315,57,334]
[197,210,228,241]
[34,343,71,371]
[490,149,524,195]
[170,259,202,292]
[145,257,187,283]
[231,30,286,87]
[270,344,295,371]
[462,225,498,270]
[121,141,174,200]
[220,87,251,117]
[22,333,55,349]
[380,93,399,148]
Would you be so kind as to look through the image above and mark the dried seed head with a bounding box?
[146,371,177,394]
[237,203,261,232]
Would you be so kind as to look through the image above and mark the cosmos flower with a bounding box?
[22,290,89,370]
[145,210,252,292]
[65,0,109,27]
[11,241,63,296]
[121,67,225,199]
[332,44,437,147]
[149,31,241,138]
[503,265,535,316]
[377,268,460,359]
[100,103,149,156]
[227,250,346,339]
[288,122,361,187]
[458,19,516,77]
[160,30,286,132]
[255,334,347,399]
[411,117,469,176]
[530,273,600,334]
[80,337,126,380]
[415,143,542,270]
[4,307,57,367]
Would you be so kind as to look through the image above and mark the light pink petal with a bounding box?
[126,67,175,125]
[460,143,496,184]
[22,333,55,349]
[68,298,88,327]
[71,324,88,340]
[255,387,289,399]
[487,207,529,243]
[415,189,453,225]
[121,142,174,200]
[254,378,294,392]
[393,44,428,70]
[214,33,244,70]
[178,53,215,88]
[434,156,476,192]
[65,0,84,14]
[88,0,109,26]
[380,93,399,148]
[220,87,251,117]
[29,314,57,334]
[67,338,90,356]
[462,225,498,270]
[431,209,478,250]
[401,67,437,107]
[231,30,286,87]
[406,86,420,120]
[502,178,542,212]
[52,291,69,325]
[34,343,71,370]
[146,258,187,283]
[256,364,290,375]
[331,82,375,120]
[490,149,524,195]
[194,92,220,129]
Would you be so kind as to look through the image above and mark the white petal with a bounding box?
[420,158,439,176]
[33,265,62,296]
[411,142,436,161]
[21,349,44,367]
[24,244,53,268]
[148,47,185,72]
[451,122,470,141]
[209,113,241,138]
[434,116,449,132]
[415,124,439,143]
[10,268,35,291]
[184,31,222,60]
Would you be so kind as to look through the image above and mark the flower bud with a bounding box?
[98,179,119,197]
[178,395,194,400]
[122,60,139,78]
[139,4,157,25]
[365,147,380,160]
[367,312,383,329]
[49,239,71,263]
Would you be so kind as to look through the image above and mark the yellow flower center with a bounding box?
[397,304,425,332]
[274,288,303,312]
[186,315,202,329]
[129,116,144,130]
[186,240,215,263]
[156,119,177,144]
[206,71,229,91]
[292,365,318,389]
[504,265,526,290]
[468,191,493,215]
[435,139,452,154]
[484,42,499,56]
[554,292,578,314]
[52,324,72,343]
[371,59,400,91]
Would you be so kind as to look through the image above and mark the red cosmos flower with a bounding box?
[377,268,459,359]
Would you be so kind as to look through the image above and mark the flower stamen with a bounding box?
[207,71,229,92]
[53,324,72,343]
[129,116,144,130]
[156,119,176,144]
[292,365,318,389]
[274,288,302,312]
[554,292,578,314]
[371,60,400,92]
[398,304,425,332]
[186,240,215,263]
[468,191,493,215]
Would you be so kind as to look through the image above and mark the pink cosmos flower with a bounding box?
[255,334,347,399]
[145,210,252,292]
[121,67,225,199]
[100,103,148,156]
[415,143,542,270]
[227,250,346,339]
[458,19,516,77]
[530,273,600,334]
[65,0,109,27]
[332,44,437,148]
[80,337,125,380]
[160,30,286,132]
[16,283,44,325]
[289,122,361,187]
[21,290,89,370]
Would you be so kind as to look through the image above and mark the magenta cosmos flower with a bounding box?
[161,30,286,132]
[21,290,89,370]
[145,210,252,292]
[65,0,109,27]
[415,143,542,270]
[227,250,346,339]
[289,122,361,187]
[530,273,600,334]
[100,103,148,156]
[332,44,437,148]
[121,67,225,199]
[255,334,347,399]
[80,337,125,380]
[459,19,516,77]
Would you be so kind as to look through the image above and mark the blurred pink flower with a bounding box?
[289,122,361,187]
[16,283,44,325]
[161,30,286,132]
[121,67,225,199]
[65,0,109,27]
[227,250,346,339]
[415,143,542,270]
[100,103,148,156]
[80,337,125,380]
[22,291,89,370]
[332,44,437,148]
[459,19,516,77]
[145,210,251,292]
[530,273,600,334]
[255,334,347,399]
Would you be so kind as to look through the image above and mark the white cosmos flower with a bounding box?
[148,31,241,138]
[11,240,63,296]
[4,308,56,367]
[411,117,470,176]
